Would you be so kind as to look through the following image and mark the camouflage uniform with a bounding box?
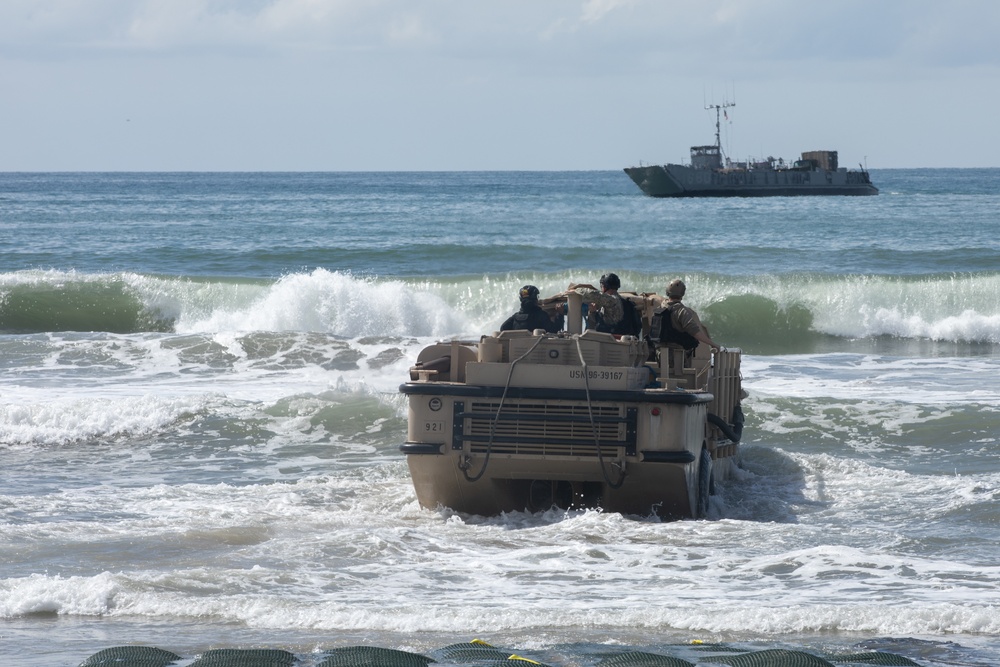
[574,287,623,327]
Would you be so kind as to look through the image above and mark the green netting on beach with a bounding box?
[708,649,835,667]
[318,646,436,667]
[79,646,182,666]
[187,647,297,667]
[826,653,922,666]
[596,650,696,667]
[436,643,514,662]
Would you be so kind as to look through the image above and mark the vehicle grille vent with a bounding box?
[455,401,635,457]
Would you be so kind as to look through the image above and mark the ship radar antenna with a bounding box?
[705,99,736,159]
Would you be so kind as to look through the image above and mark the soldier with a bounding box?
[500,285,563,333]
[565,279,623,332]
[651,279,720,352]
[592,272,642,337]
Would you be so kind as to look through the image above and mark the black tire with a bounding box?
[697,447,713,518]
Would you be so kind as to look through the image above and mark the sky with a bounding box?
[1,0,998,171]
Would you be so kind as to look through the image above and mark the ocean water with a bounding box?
[1,170,999,666]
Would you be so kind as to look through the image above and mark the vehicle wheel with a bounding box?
[528,479,553,512]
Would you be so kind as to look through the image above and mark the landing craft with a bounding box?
[625,102,878,197]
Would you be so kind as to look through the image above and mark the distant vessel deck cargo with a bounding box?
[625,102,878,197]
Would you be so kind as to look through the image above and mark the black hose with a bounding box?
[707,404,744,444]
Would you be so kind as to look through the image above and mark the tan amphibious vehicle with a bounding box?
[399,290,746,519]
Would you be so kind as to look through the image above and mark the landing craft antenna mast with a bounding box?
[706,99,736,160]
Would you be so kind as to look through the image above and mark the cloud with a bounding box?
[0,0,998,169]
[539,0,633,40]
[580,0,633,24]
[0,0,373,54]
[3,0,999,72]
[257,0,346,30]
[385,13,437,47]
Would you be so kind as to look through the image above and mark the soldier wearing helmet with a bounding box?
[561,274,624,332]
[651,279,721,352]
[594,272,642,337]
[499,285,563,333]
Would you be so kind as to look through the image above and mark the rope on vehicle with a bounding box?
[574,336,626,489]
[459,334,545,482]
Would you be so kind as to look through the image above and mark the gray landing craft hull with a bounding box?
[624,164,879,197]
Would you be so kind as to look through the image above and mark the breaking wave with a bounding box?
[2,269,999,351]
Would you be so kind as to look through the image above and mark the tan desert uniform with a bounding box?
[667,301,705,344]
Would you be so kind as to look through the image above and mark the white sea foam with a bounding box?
[4,267,1000,656]
[165,269,470,339]
[743,354,1000,405]
[3,450,998,636]
[4,548,999,636]
[0,394,212,447]
[0,572,120,617]
[7,268,1000,344]
[799,274,1000,343]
